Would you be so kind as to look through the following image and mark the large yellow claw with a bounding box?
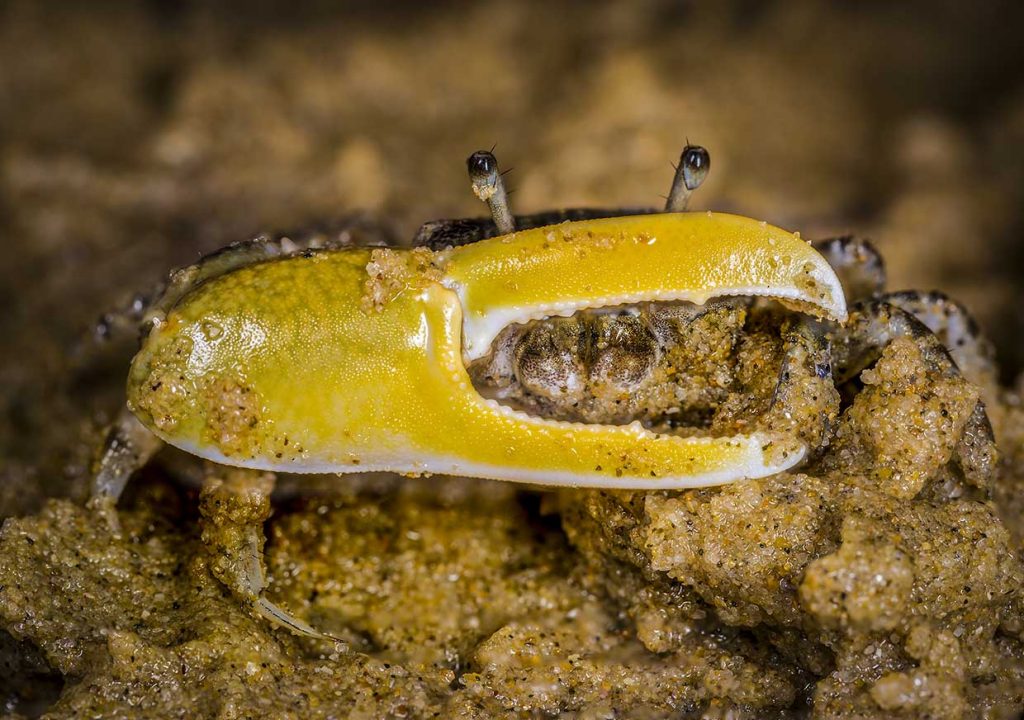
[127,212,846,489]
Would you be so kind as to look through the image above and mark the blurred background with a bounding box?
[2,0,1024,514]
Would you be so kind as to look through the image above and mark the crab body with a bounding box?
[90,146,1000,641]
[126,212,846,489]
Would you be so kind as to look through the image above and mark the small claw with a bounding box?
[127,212,845,489]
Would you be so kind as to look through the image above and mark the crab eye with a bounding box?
[681,145,710,191]
[466,150,515,234]
[666,144,711,212]
[467,150,497,177]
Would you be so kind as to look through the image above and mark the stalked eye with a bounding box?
[466,149,514,234]
[681,144,710,191]
[665,143,711,212]
[466,150,497,178]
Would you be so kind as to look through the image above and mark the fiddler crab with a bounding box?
[89,145,997,641]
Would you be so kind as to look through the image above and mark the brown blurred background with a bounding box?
[2,0,1023,511]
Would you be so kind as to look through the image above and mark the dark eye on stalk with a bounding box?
[681,145,710,191]
[467,151,498,179]
[665,143,711,212]
[466,150,515,233]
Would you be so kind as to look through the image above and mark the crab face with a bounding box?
[126,212,846,489]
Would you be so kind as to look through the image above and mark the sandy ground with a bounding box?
[2,1,1024,717]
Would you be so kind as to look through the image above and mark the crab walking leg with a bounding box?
[90,407,164,506]
[444,212,847,361]
[812,236,886,303]
[199,468,344,642]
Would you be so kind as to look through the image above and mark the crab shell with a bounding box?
[126,212,846,489]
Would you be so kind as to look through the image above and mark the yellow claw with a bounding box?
[446,213,846,360]
[127,212,846,489]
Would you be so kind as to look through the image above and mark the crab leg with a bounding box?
[90,407,164,507]
[127,213,846,490]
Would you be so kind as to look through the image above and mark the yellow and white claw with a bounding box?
[126,212,847,490]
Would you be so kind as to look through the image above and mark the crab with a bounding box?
[87,145,997,640]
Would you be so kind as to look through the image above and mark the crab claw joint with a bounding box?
[128,213,847,489]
